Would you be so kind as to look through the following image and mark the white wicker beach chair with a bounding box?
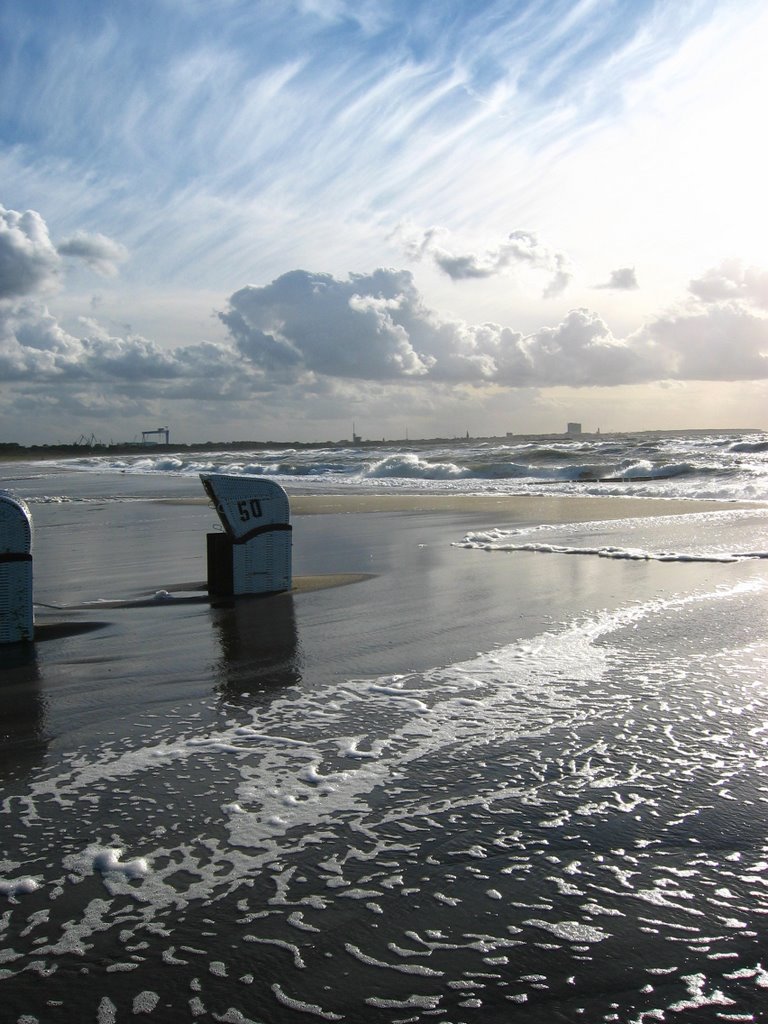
[200,474,292,596]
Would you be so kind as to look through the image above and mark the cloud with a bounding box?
[1,205,128,301]
[0,304,245,394]
[496,308,643,387]
[399,226,573,298]
[633,304,768,382]
[4,262,768,440]
[543,253,572,300]
[220,269,436,380]
[596,267,638,290]
[215,270,615,388]
[689,259,768,308]
[57,232,128,277]
[219,265,768,389]
[0,205,61,300]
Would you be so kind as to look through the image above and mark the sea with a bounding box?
[2,429,768,1023]
[21,428,768,503]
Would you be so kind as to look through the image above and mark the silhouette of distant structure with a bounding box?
[142,426,170,445]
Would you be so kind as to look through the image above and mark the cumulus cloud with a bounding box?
[0,205,237,398]
[218,265,768,388]
[689,259,768,308]
[0,304,245,394]
[499,308,644,386]
[220,268,436,380]
[4,258,768,437]
[399,225,573,298]
[57,231,128,277]
[0,205,61,300]
[1,204,128,303]
[596,266,638,290]
[632,304,768,381]
[216,268,638,387]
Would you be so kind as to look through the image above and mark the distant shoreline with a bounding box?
[0,426,762,463]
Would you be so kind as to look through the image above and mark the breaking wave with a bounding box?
[16,430,768,502]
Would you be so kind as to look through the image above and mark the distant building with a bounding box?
[566,422,582,435]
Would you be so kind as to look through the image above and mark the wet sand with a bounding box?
[12,484,759,680]
[2,477,768,1021]
[3,483,766,756]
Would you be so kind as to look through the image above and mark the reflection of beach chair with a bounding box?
[0,494,34,643]
[200,474,292,596]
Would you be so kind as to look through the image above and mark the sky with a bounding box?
[1,0,767,445]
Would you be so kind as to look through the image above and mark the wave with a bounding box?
[459,508,768,562]
[606,460,694,481]
[459,538,768,563]
[508,444,592,460]
[363,453,467,479]
[730,439,768,453]
[360,454,706,485]
[18,431,768,502]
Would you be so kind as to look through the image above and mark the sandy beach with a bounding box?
[2,468,768,1021]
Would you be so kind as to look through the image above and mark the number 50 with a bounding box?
[237,498,262,522]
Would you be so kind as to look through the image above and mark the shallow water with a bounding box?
[1,469,768,1022]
